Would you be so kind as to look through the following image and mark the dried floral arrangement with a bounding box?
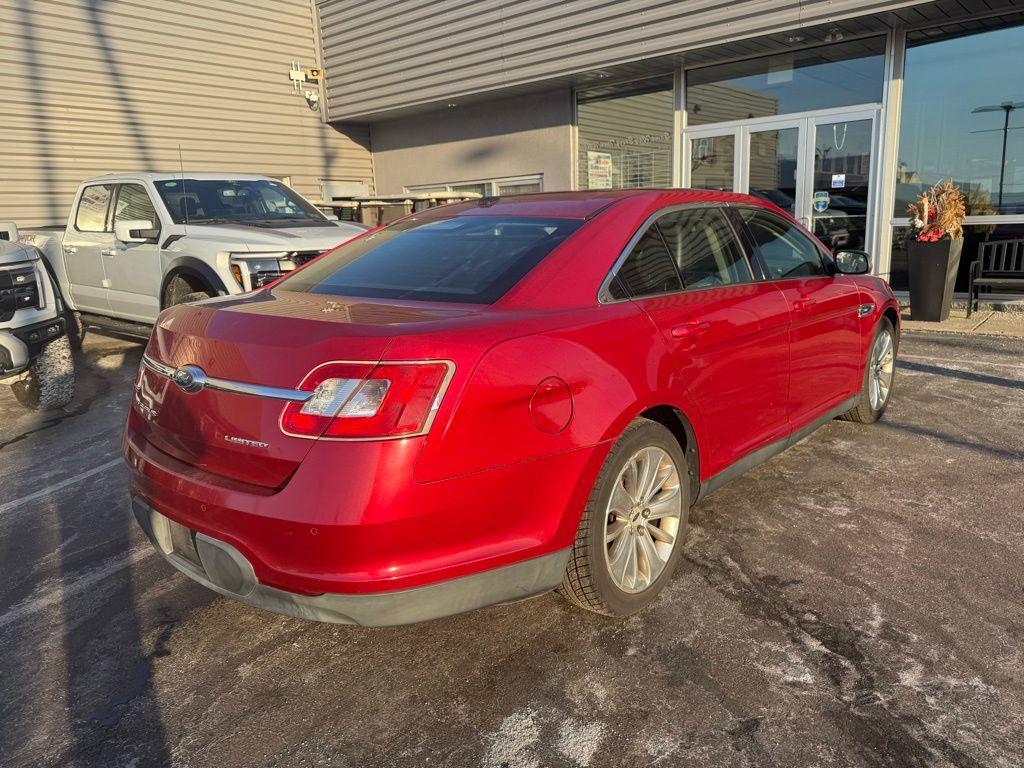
[907,180,966,242]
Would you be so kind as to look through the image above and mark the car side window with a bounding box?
[657,207,752,288]
[739,208,826,279]
[609,226,682,299]
[75,184,114,232]
[114,184,158,228]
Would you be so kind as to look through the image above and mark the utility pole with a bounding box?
[972,101,1024,210]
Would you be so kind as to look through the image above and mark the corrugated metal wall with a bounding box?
[318,0,931,121]
[1,0,373,227]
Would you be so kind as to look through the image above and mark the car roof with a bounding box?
[420,188,772,220]
[84,172,276,183]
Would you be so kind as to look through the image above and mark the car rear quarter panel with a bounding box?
[405,302,699,485]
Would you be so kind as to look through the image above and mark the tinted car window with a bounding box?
[609,226,682,300]
[75,184,113,232]
[657,207,752,288]
[279,216,582,304]
[739,209,826,279]
[114,184,158,226]
[154,178,329,226]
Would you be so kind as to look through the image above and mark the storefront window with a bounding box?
[889,222,1024,291]
[577,76,674,189]
[685,38,885,126]
[896,24,1024,216]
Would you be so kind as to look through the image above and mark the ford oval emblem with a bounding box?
[171,364,207,394]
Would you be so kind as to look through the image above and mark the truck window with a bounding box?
[114,184,158,227]
[75,185,113,232]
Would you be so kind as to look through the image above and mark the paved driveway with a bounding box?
[1,330,1022,768]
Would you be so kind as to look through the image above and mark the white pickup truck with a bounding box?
[19,173,366,337]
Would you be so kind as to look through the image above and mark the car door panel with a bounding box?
[638,283,792,475]
[62,183,114,313]
[735,206,862,429]
[777,277,862,425]
[105,183,163,323]
[610,205,792,477]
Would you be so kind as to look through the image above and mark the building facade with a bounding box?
[1,0,374,227]
[317,0,1024,291]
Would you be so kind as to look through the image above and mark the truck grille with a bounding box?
[291,250,326,267]
[0,264,41,323]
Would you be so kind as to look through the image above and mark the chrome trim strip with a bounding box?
[141,355,313,403]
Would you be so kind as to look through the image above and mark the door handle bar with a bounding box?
[670,321,710,339]
[792,297,816,311]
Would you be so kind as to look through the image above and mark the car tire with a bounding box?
[841,317,897,424]
[558,418,689,617]
[164,276,212,307]
[12,335,75,410]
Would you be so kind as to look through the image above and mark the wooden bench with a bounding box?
[968,238,1024,317]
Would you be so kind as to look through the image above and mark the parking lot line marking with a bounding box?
[0,457,123,516]
[0,546,154,632]
[899,355,1024,372]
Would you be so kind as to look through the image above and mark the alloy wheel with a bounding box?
[603,446,682,593]
[869,329,895,410]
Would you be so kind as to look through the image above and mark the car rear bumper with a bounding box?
[133,498,569,626]
[125,413,601,620]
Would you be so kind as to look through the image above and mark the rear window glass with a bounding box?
[277,216,583,304]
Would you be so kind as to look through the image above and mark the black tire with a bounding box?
[841,317,897,424]
[12,335,75,410]
[65,310,86,351]
[558,418,690,617]
[164,276,212,307]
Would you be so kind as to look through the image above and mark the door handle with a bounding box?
[670,321,710,339]
[63,246,77,255]
[101,248,117,257]
[792,297,816,312]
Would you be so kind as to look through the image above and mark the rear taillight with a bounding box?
[280,361,453,440]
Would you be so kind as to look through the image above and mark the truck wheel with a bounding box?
[12,335,75,410]
[164,276,212,307]
[66,310,86,351]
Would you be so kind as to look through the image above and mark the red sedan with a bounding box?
[125,190,899,625]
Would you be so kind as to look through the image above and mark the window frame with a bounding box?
[405,174,544,197]
[111,183,162,240]
[729,205,833,283]
[598,202,761,303]
[73,183,115,234]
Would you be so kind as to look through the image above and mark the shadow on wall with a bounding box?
[16,0,60,223]
[85,0,155,169]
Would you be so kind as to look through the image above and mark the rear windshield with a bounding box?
[277,216,583,304]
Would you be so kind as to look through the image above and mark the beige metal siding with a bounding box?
[1,0,373,226]
[318,0,934,121]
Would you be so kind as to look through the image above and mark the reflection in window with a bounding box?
[685,38,885,126]
[577,76,674,189]
[889,222,1024,291]
[690,135,735,191]
[896,24,1024,215]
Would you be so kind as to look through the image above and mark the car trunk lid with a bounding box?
[135,291,470,488]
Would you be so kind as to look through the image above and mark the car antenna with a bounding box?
[178,143,189,233]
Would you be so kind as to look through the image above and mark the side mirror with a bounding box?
[0,220,18,242]
[115,219,159,244]
[834,249,871,275]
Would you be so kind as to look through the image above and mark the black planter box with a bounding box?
[907,239,963,322]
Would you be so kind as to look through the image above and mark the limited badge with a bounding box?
[812,191,830,213]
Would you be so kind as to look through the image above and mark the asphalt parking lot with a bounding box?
[1,329,1022,768]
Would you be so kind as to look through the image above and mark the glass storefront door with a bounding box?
[686,107,878,254]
